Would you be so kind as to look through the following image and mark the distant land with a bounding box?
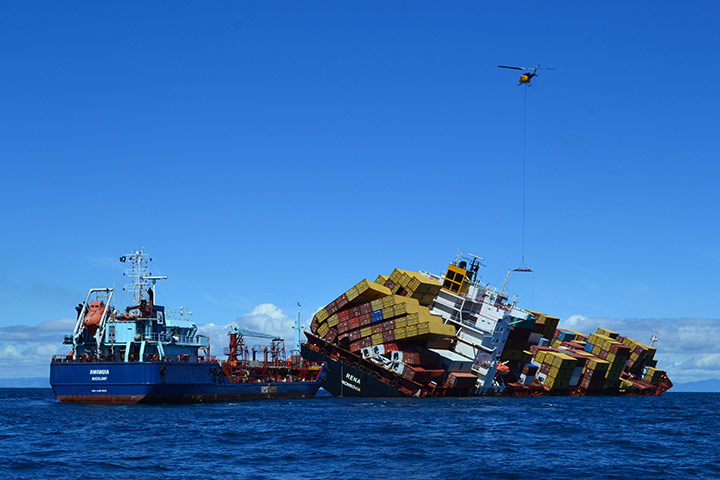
[0,377,718,392]
[670,378,720,393]
[0,377,49,388]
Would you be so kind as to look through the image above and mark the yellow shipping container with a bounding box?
[327,314,340,327]
[535,350,547,364]
[317,323,330,338]
[315,308,329,323]
[345,286,359,301]
[405,273,442,305]
[417,321,430,335]
[388,269,403,284]
[406,325,418,337]
[644,367,664,385]
[353,279,392,302]
[375,274,389,285]
[404,317,455,340]
[395,316,408,328]
[546,352,577,370]
[597,328,619,339]
[382,296,396,308]
[360,327,372,338]
[371,333,383,345]
[587,358,610,372]
[397,272,413,288]
[394,327,407,340]
[371,298,384,311]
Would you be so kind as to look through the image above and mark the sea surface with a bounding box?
[1,389,717,480]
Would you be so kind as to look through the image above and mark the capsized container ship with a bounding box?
[301,252,672,397]
[50,250,324,404]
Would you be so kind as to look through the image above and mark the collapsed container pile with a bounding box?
[302,254,672,397]
[502,320,672,396]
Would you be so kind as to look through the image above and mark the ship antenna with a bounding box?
[121,248,166,304]
[295,302,302,353]
[650,326,660,347]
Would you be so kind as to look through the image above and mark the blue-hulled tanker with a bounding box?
[50,250,324,404]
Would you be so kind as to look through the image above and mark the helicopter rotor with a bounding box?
[498,65,555,71]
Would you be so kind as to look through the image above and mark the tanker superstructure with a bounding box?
[301,252,672,397]
[50,249,324,404]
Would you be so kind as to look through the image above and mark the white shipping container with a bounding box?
[519,373,535,386]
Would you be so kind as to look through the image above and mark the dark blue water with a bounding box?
[1,389,717,480]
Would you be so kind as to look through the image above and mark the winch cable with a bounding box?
[521,84,528,267]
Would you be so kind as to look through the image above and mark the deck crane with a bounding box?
[225,327,286,367]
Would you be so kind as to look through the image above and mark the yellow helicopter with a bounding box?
[498,64,554,86]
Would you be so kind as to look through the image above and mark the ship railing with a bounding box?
[447,310,479,330]
[51,354,220,364]
[141,333,210,346]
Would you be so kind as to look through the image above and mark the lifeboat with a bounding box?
[83,300,106,334]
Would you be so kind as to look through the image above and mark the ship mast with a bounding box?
[121,248,167,304]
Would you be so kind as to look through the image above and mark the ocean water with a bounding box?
[1,389,717,480]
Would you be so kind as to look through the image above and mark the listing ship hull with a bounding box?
[303,254,674,398]
[301,344,406,397]
[50,361,324,404]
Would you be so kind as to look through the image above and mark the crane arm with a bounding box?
[230,326,282,340]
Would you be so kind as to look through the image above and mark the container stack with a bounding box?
[527,311,560,342]
[506,322,670,395]
[309,273,475,394]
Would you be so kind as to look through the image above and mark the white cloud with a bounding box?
[0,344,23,361]
[196,303,304,359]
[36,318,76,333]
[0,318,75,343]
[562,314,598,333]
[0,342,62,378]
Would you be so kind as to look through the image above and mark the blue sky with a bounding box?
[1,2,719,383]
